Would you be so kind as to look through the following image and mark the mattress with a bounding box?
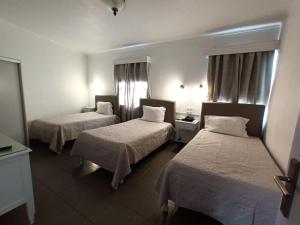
[71,119,174,189]
[30,112,119,153]
[156,130,282,225]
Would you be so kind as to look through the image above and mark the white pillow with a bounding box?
[204,115,249,138]
[96,101,113,115]
[141,105,166,123]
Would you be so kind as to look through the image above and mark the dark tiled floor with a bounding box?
[0,141,221,225]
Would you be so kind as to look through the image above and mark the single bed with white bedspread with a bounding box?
[71,98,176,189]
[156,102,282,225]
[30,112,119,153]
[71,119,174,189]
[29,95,119,153]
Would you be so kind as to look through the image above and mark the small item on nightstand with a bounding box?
[186,107,193,115]
[182,116,194,122]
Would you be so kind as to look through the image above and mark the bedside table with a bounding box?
[175,119,200,143]
[81,106,96,113]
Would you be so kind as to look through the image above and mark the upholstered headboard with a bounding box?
[200,102,265,137]
[139,98,176,126]
[95,95,119,116]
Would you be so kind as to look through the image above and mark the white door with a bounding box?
[0,60,26,144]
[276,112,300,225]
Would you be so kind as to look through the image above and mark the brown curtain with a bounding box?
[207,51,275,104]
[114,62,150,122]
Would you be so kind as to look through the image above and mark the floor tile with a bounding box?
[0,141,222,225]
[0,205,30,225]
[89,203,144,225]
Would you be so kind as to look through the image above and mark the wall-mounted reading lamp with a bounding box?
[180,84,204,89]
[180,84,204,88]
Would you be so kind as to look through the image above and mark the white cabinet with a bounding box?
[175,119,200,143]
[0,60,27,144]
[0,134,35,224]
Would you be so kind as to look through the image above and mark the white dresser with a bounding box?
[0,134,35,224]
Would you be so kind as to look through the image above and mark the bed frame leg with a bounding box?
[79,157,84,167]
[161,203,168,215]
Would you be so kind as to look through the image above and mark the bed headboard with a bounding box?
[95,95,119,116]
[200,102,265,137]
[139,98,176,126]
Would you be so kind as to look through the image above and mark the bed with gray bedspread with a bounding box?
[30,112,119,153]
[156,130,281,225]
[71,118,174,189]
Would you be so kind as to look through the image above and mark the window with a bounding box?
[118,81,148,108]
[114,61,150,121]
[207,50,276,105]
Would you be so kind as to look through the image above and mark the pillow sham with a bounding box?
[141,105,166,123]
[204,115,249,138]
[96,101,113,115]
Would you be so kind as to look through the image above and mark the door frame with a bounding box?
[0,56,29,146]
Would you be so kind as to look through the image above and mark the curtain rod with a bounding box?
[208,40,280,56]
[114,56,151,65]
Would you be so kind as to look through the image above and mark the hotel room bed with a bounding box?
[29,95,120,153]
[156,103,282,225]
[71,99,175,189]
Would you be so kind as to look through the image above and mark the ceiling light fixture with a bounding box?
[102,0,125,16]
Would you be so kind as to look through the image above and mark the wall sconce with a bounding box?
[180,84,185,89]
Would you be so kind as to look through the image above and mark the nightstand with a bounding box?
[81,106,96,113]
[175,119,200,143]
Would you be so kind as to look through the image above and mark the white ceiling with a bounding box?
[0,0,292,54]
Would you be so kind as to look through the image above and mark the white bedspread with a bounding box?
[30,112,118,153]
[71,119,174,189]
[157,130,281,225]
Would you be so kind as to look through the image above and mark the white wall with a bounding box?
[0,19,88,122]
[88,38,210,114]
[265,1,300,172]
[88,26,280,115]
